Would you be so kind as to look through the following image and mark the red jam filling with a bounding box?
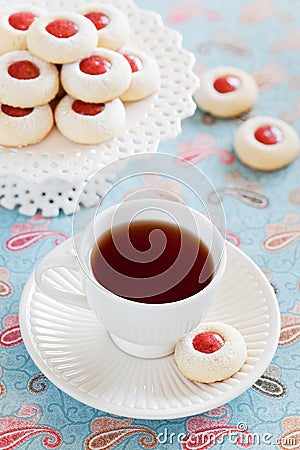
[192,331,225,354]
[254,125,283,145]
[46,19,78,38]
[123,54,142,73]
[84,12,110,30]
[72,100,105,116]
[79,56,111,75]
[1,104,33,117]
[214,76,241,94]
[8,61,40,80]
[8,12,36,31]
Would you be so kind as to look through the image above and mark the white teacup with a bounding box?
[35,199,227,358]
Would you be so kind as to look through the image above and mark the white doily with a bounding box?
[0,0,198,216]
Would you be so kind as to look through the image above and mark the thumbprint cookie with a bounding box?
[61,48,131,103]
[0,103,53,147]
[234,116,300,171]
[119,47,160,102]
[194,66,258,118]
[0,6,45,55]
[55,95,126,145]
[175,322,247,383]
[79,3,130,51]
[26,12,98,64]
[0,50,59,107]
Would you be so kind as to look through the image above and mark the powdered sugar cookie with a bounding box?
[55,95,126,145]
[0,5,45,55]
[194,66,258,118]
[0,103,53,147]
[79,3,130,51]
[0,50,59,107]
[234,116,300,171]
[119,47,160,102]
[26,12,98,64]
[175,322,247,383]
[61,48,131,103]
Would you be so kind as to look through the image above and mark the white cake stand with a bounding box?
[0,0,198,216]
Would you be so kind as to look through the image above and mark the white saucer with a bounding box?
[19,239,280,419]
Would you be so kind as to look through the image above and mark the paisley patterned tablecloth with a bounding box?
[0,0,300,449]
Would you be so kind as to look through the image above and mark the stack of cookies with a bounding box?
[0,4,160,147]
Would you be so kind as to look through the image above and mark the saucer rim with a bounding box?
[19,239,280,419]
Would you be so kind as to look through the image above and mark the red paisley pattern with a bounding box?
[181,406,254,449]
[0,404,62,449]
[177,133,234,166]
[0,315,22,348]
[5,214,68,252]
[224,231,241,247]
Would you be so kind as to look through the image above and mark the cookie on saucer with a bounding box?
[55,95,126,144]
[175,322,247,383]
[26,12,98,64]
[194,66,258,118]
[61,48,132,103]
[79,3,130,51]
[0,6,45,55]
[119,47,160,102]
[0,50,59,107]
[0,102,53,147]
[234,116,300,171]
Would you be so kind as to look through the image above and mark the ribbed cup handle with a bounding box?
[35,253,89,310]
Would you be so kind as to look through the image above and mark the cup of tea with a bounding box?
[35,198,227,358]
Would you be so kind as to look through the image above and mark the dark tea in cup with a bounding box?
[36,197,227,358]
[91,220,214,304]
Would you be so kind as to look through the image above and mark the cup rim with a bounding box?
[73,199,227,309]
